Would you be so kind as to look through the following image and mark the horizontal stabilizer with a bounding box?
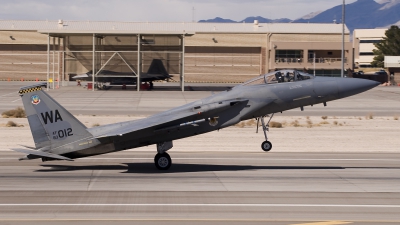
[12,148,73,161]
[71,74,89,80]
[19,145,37,150]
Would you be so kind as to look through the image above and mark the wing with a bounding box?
[90,99,253,139]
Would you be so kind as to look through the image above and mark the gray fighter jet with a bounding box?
[13,70,379,170]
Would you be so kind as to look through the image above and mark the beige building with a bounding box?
[0,20,352,86]
[353,29,386,69]
[384,56,400,84]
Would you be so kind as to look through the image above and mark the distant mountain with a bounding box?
[198,17,237,23]
[198,16,291,23]
[198,0,400,32]
[292,0,400,31]
[298,11,323,20]
[239,16,291,23]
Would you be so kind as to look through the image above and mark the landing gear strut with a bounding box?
[154,141,173,170]
[257,113,274,152]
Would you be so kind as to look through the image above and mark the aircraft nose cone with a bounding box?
[338,78,380,98]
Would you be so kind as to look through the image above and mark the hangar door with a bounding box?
[0,44,49,81]
[185,47,261,83]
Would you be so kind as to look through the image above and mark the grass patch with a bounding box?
[92,123,100,127]
[2,107,26,118]
[366,113,374,120]
[291,120,300,127]
[270,121,283,128]
[394,115,399,120]
[321,116,328,120]
[235,122,245,128]
[245,119,257,127]
[6,121,23,127]
[306,120,313,128]
[319,121,329,125]
[235,119,253,128]
[333,121,338,125]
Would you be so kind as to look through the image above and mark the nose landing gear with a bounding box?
[257,113,274,152]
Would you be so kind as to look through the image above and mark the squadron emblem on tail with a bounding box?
[31,95,40,105]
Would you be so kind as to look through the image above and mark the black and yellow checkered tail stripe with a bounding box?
[18,83,45,95]
[18,86,42,95]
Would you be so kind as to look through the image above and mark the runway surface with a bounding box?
[1,81,400,224]
[1,151,400,225]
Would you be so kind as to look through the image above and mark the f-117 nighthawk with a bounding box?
[13,70,379,170]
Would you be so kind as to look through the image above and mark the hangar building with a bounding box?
[0,20,352,90]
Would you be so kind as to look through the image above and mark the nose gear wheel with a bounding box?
[256,113,274,152]
[261,141,272,151]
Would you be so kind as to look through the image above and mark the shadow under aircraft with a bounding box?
[36,163,345,174]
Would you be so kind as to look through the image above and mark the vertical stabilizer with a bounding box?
[18,84,98,153]
[147,59,169,76]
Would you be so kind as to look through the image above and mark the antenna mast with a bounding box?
[192,6,195,22]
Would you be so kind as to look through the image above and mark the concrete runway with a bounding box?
[1,81,400,116]
[0,151,400,224]
[1,81,400,224]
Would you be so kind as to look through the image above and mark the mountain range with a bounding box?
[198,0,400,32]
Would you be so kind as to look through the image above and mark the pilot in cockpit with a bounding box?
[275,71,295,83]
[294,70,303,80]
[241,70,313,87]
[274,70,311,83]
[275,72,284,83]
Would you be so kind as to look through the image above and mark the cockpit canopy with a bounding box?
[241,70,314,86]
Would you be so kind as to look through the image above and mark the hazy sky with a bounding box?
[0,0,358,22]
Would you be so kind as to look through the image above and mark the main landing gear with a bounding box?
[154,141,173,170]
[256,113,274,152]
[154,152,171,170]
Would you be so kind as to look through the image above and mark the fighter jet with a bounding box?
[13,70,379,170]
[71,59,173,87]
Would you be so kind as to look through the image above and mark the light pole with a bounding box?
[313,52,316,77]
[341,0,345,77]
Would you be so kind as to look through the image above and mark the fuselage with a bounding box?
[64,71,379,159]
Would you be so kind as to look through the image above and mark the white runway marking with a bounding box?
[78,158,400,161]
[87,170,102,191]
[11,98,20,102]
[0,92,15,97]
[0,203,399,208]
